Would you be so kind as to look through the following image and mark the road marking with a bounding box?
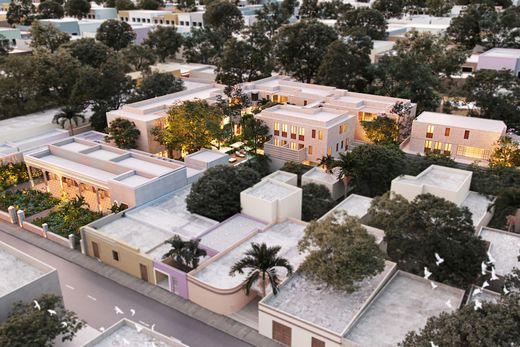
[138,320,150,327]
[87,295,97,301]
[65,284,75,290]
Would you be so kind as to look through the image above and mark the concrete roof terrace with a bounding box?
[322,194,373,220]
[479,227,520,276]
[261,261,397,335]
[343,271,465,347]
[0,241,54,297]
[258,104,349,128]
[191,220,307,290]
[394,165,472,192]
[416,112,507,133]
[241,178,301,202]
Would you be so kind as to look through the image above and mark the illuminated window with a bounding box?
[282,124,288,137]
[274,138,281,146]
[424,140,432,154]
[327,147,332,156]
[308,145,313,155]
[464,130,470,139]
[445,128,450,136]
[444,143,452,156]
[312,129,316,138]
[358,112,375,122]
[290,142,298,150]
[339,124,347,134]
[298,127,305,141]
[457,145,489,159]
[274,122,279,136]
[426,124,434,138]
[298,143,304,149]
[318,131,323,140]
[279,96,288,103]
[273,95,279,102]
[291,125,297,139]
[433,141,442,153]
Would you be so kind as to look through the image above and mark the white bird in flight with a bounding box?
[430,281,438,290]
[151,324,156,331]
[474,300,482,310]
[424,267,432,279]
[61,322,68,328]
[122,338,130,346]
[482,280,490,289]
[33,300,41,310]
[135,324,143,333]
[130,309,135,317]
[435,253,444,266]
[430,341,439,347]
[446,299,453,309]
[472,288,482,296]
[490,267,499,281]
[114,306,124,315]
[47,309,57,316]
[487,251,496,264]
[504,286,510,295]
[100,327,105,332]
[481,261,487,275]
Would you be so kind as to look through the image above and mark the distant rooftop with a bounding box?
[394,165,472,192]
[242,179,300,202]
[416,112,507,133]
[302,167,341,185]
[343,271,465,346]
[479,227,520,276]
[480,48,520,59]
[263,170,297,185]
[184,149,227,163]
[260,104,346,126]
[322,194,373,220]
[0,242,53,297]
[192,220,306,289]
[262,262,397,334]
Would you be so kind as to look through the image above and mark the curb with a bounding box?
[0,222,281,347]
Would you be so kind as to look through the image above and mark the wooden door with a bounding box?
[272,321,291,346]
[92,242,100,258]
[311,337,325,347]
[140,264,148,282]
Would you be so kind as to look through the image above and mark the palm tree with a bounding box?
[318,155,335,174]
[162,235,207,272]
[229,242,293,297]
[53,106,86,135]
[335,152,355,197]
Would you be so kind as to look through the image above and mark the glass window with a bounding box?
[426,124,434,138]
[299,127,305,136]
[274,122,280,131]
[464,130,470,139]
[282,124,288,132]
[312,129,316,138]
[318,131,323,140]
[112,250,119,261]
[291,142,298,150]
[308,145,313,155]
[445,128,450,136]
[291,125,297,134]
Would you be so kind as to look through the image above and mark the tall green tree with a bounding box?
[489,137,520,168]
[372,0,404,19]
[106,118,141,149]
[400,295,520,347]
[151,99,224,157]
[29,21,70,52]
[273,20,337,83]
[177,0,197,11]
[66,38,111,68]
[144,26,183,62]
[317,0,352,19]
[0,294,84,347]
[230,242,293,296]
[336,8,387,40]
[0,34,13,57]
[362,116,399,144]
[53,106,85,135]
[37,0,64,19]
[186,165,261,221]
[254,2,290,39]
[203,0,244,38]
[240,114,271,153]
[335,144,406,197]
[95,19,135,51]
[64,0,90,19]
[426,0,453,16]
[315,37,372,92]
[163,235,207,271]
[462,69,520,131]
[7,0,35,25]
[182,27,225,64]
[301,183,335,221]
[137,0,161,9]
[299,0,319,19]
[447,4,498,49]
[298,212,386,292]
[488,187,520,231]
[123,44,157,72]
[370,193,487,288]
[131,72,184,101]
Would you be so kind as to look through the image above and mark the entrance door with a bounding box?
[92,242,100,258]
[140,264,148,282]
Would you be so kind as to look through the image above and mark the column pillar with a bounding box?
[43,171,50,193]
[95,188,101,213]
[27,165,34,188]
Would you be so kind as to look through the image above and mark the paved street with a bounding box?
[0,225,250,347]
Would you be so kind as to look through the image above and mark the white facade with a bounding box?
[301,167,345,201]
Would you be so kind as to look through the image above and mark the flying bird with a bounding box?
[487,251,496,264]
[446,299,453,309]
[130,309,135,317]
[114,306,124,315]
[47,309,57,316]
[490,267,499,281]
[151,324,156,331]
[482,280,490,289]
[430,342,439,347]
[33,300,41,310]
[424,267,432,279]
[435,253,444,266]
[481,261,487,275]
[504,286,510,295]
[135,324,143,333]
[474,300,482,311]
[61,322,68,328]
[100,327,105,332]
[472,288,482,296]
[430,281,438,290]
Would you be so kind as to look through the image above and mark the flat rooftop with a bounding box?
[460,191,493,227]
[416,112,506,133]
[0,242,52,297]
[0,108,61,142]
[302,167,341,184]
[242,179,300,202]
[192,220,306,289]
[480,47,520,59]
[198,214,266,253]
[322,194,373,220]
[95,185,217,258]
[264,170,297,184]
[262,262,397,334]
[396,165,471,192]
[185,149,228,163]
[344,271,465,346]
[479,227,520,276]
[261,105,345,125]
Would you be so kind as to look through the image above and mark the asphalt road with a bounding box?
[0,227,250,347]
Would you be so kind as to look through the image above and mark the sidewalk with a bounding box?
[0,221,281,347]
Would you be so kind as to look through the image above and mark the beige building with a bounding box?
[401,111,507,164]
[391,165,495,230]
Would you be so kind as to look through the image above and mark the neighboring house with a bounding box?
[85,5,118,20]
[391,165,495,230]
[259,268,464,347]
[24,136,225,211]
[0,241,61,321]
[126,62,216,83]
[461,48,520,76]
[401,111,507,164]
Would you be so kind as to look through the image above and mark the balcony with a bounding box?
[264,140,307,162]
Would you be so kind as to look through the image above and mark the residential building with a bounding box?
[263,170,298,186]
[391,165,495,229]
[0,241,61,321]
[259,268,464,347]
[478,226,520,277]
[401,111,507,164]
[461,48,520,77]
[301,167,345,200]
[85,5,118,20]
[82,318,189,346]
[24,136,212,211]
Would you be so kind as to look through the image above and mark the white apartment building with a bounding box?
[401,112,507,164]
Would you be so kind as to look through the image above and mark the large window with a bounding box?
[312,129,316,139]
[274,122,280,136]
[424,140,432,154]
[444,143,452,156]
[308,145,313,155]
[457,145,490,159]
[311,337,325,347]
[464,130,470,139]
[291,125,297,139]
[445,128,450,136]
[358,112,376,122]
[433,141,442,153]
[426,124,434,138]
[272,321,291,346]
[290,142,298,150]
[282,124,288,137]
[318,131,323,140]
[298,127,305,141]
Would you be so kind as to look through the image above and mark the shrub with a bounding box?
[0,190,59,216]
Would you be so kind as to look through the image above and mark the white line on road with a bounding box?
[87,295,97,301]
[138,321,150,327]
[65,284,75,290]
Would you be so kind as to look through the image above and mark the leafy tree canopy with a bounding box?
[301,183,335,221]
[369,193,488,288]
[37,0,64,19]
[95,19,135,51]
[298,212,386,292]
[362,116,399,145]
[335,7,387,40]
[132,72,184,101]
[122,44,157,72]
[30,21,70,52]
[64,0,90,19]
[203,0,244,38]
[144,26,183,62]
[66,38,110,69]
[182,27,225,64]
[372,0,404,19]
[106,117,141,149]
[489,136,520,168]
[7,0,35,25]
